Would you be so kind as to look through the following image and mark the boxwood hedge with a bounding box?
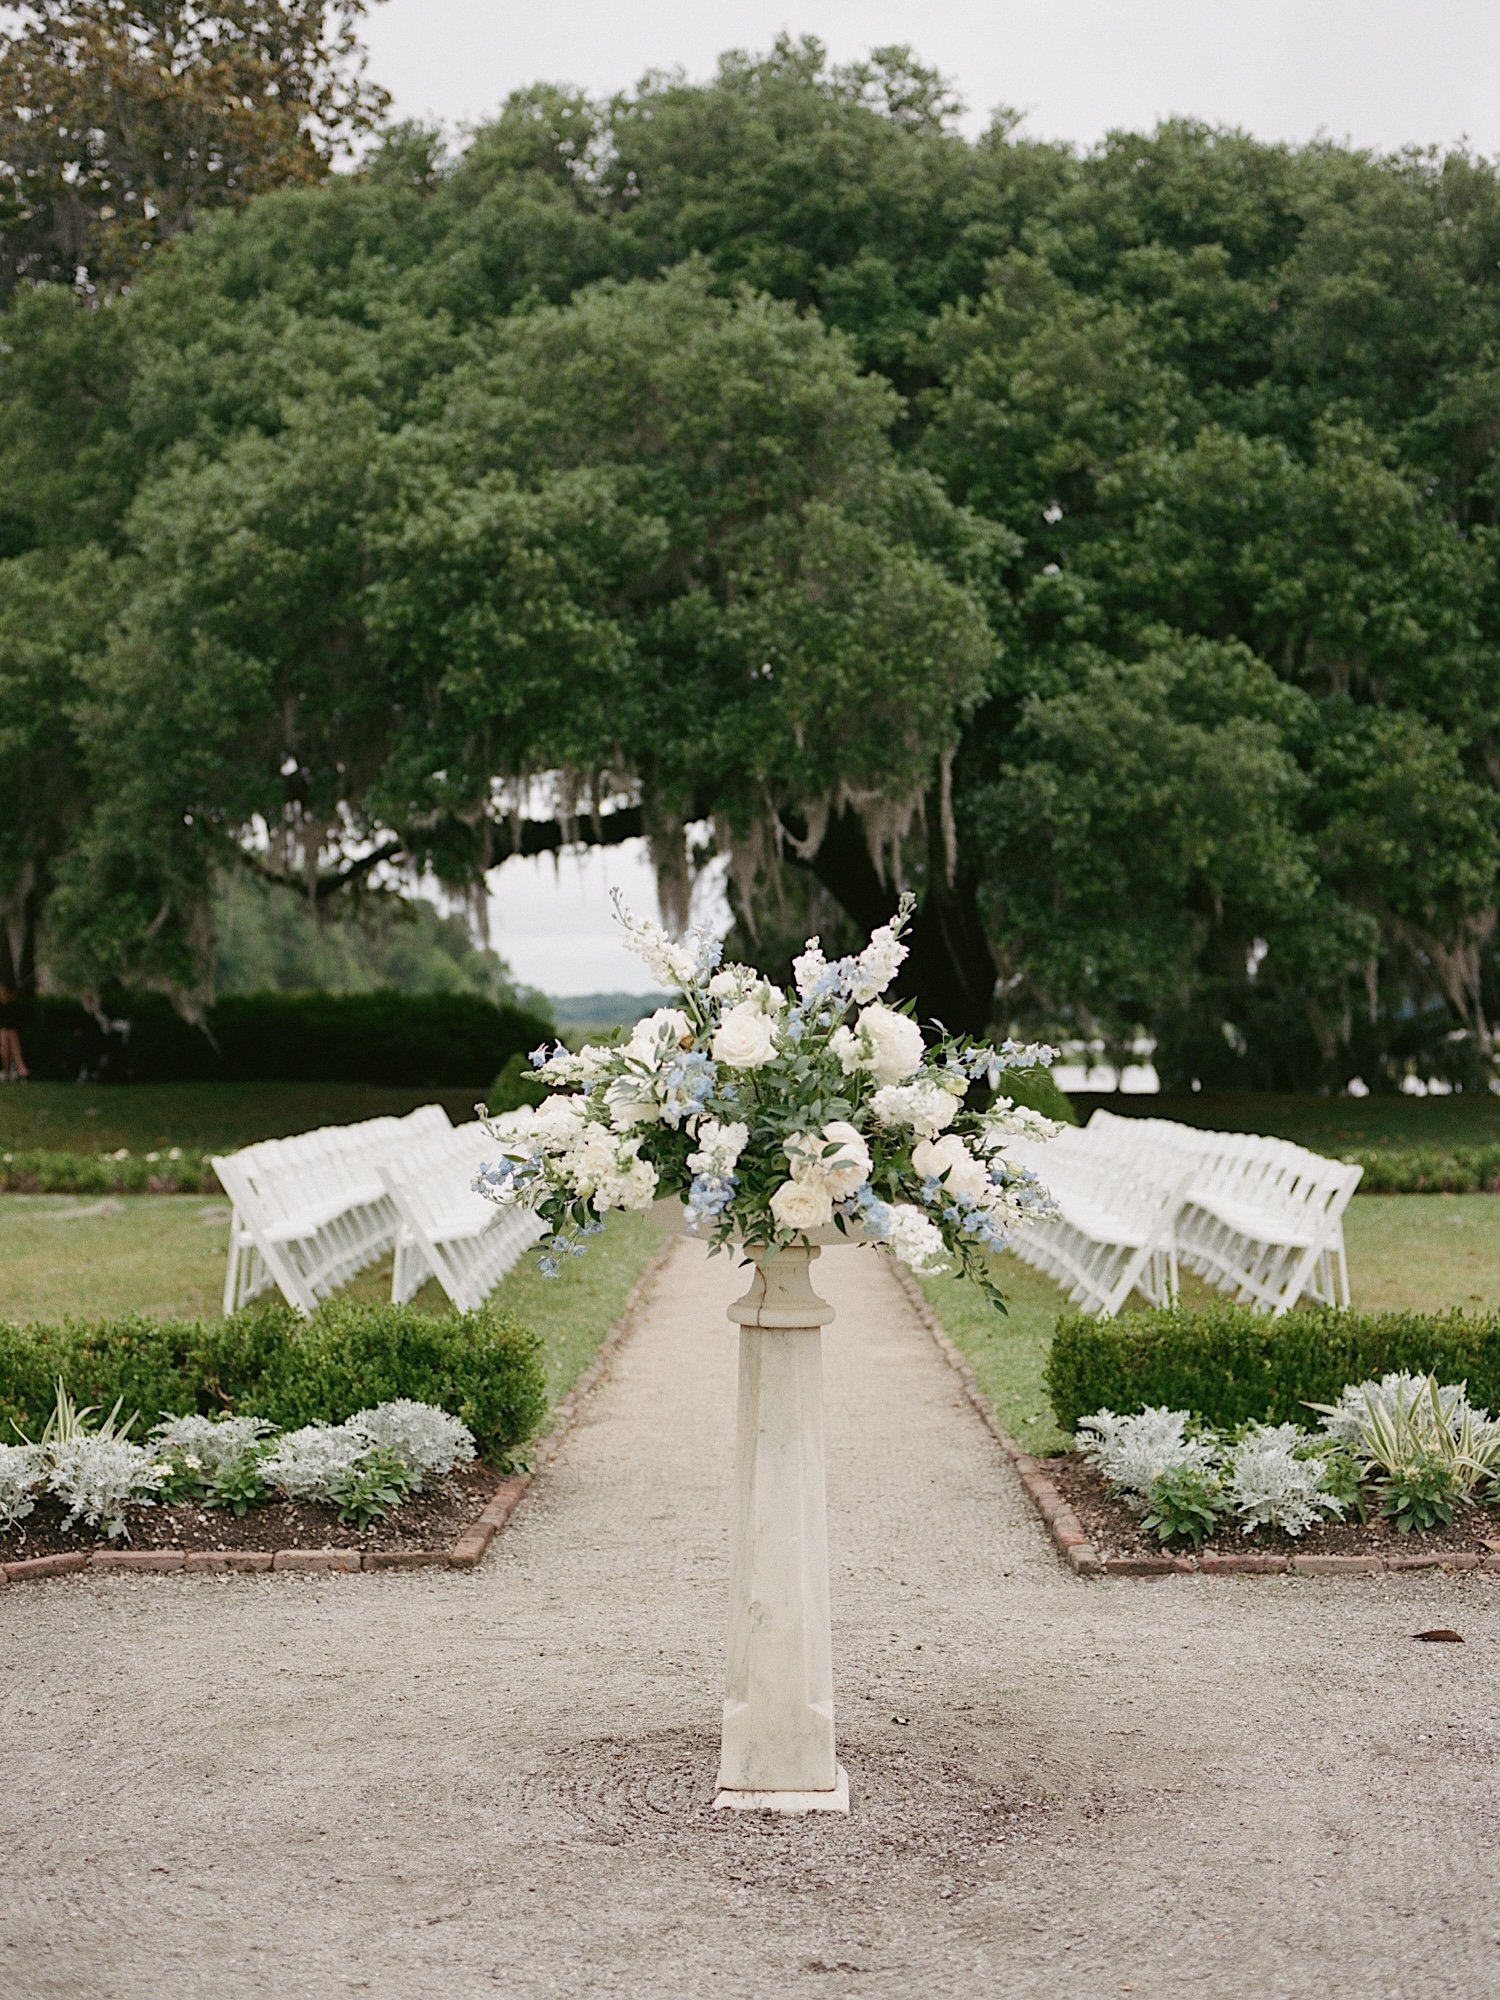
[0,1298,548,1462]
[1045,1301,1500,1435]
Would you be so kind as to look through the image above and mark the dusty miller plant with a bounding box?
[348,1401,476,1488]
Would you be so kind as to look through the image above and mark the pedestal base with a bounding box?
[713,1766,850,1816]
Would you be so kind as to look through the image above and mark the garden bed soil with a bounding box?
[0,1462,502,1563]
[1047,1453,1500,1564]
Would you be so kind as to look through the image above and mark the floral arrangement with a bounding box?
[474,895,1057,1302]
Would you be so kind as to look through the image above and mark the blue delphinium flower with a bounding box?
[684,1172,736,1230]
[847,1183,891,1238]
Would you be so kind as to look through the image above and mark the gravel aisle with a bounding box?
[1,1240,1495,2000]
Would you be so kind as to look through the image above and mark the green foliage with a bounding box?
[18,989,551,1087]
[1046,1303,1500,1435]
[484,1051,547,1116]
[1378,1459,1463,1533]
[213,879,544,1008]
[326,1444,416,1527]
[205,1450,270,1517]
[1139,1463,1227,1546]
[7,38,1500,1078]
[1001,1065,1076,1126]
[0,1299,548,1462]
[0,1,388,296]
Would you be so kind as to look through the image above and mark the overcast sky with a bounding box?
[383,1,1497,992]
[365,0,1500,156]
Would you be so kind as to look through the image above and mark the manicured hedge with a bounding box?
[0,1149,219,1194]
[0,1298,548,1462]
[17,989,553,1088]
[1349,1145,1500,1194]
[1045,1301,1500,1434]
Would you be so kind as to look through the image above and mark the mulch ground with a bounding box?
[1047,1453,1500,1564]
[0,1462,501,1563]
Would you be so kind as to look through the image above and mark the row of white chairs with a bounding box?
[1004,1109,1362,1318]
[214,1107,540,1317]
[384,1118,546,1313]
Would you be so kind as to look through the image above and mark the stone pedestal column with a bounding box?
[714,1243,850,1814]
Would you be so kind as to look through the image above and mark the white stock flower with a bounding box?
[786,1120,872,1198]
[869,1080,959,1139]
[977,1100,1060,1147]
[912,1134,989,1203]
[769,1178,835,1233]
[712,1000,778,1069]
[847,923,907,1004]
[689,1119,749,1176]
[849,1005,924,1085]
[883,1203,949,1273]
[792,939,831,998]
[520,1095,588,1151]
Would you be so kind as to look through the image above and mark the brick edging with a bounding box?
[885,1257,1500,1581]
[0,1237,678,1587]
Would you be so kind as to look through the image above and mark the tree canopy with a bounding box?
[6,32,1500,1087]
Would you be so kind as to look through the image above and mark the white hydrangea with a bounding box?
[0,1443,41,1529]
[46,1436,170,1539]
[1075,1408,1219,1500]
[831,1004,924,1085]
[883,1202,950,1273]
[348,1402,476,1488]
[1225,1423,1344,1537]
[560,1125,658,1212]
[258,1424,373,1502]
[868,1079,960,1139]
[688,1119,749,1177]
[147,1413,274,1474]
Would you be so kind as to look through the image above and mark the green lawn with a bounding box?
[921,1193,1500,1456]
[1070,1089,1500,1152]
[0,1196,661,1414]
[0,1082,486,1155]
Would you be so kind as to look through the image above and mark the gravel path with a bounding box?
[1,1240,1496,2000]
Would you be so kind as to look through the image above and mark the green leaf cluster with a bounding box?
[1046,1304,1500,1435]
[0,1299,548,1462]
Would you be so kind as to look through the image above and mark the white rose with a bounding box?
[816,1119,872,1197]
[912,1134,989,1204]
[626,1007,693,1067]
[853,1004,924,1085]
[769,1178,835,1234]
[712,1000,778,1069]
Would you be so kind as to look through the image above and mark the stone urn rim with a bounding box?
[649,1192,872,1251]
